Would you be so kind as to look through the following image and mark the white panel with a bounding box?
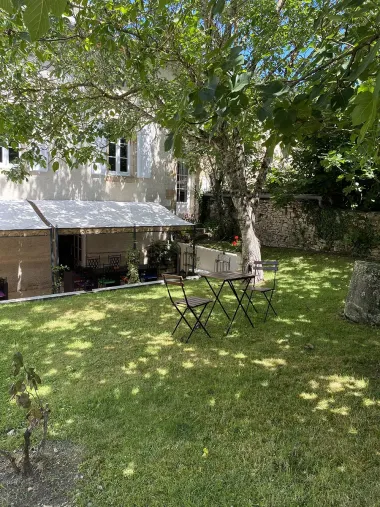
[92,137,108,176]
[137,124,155,178]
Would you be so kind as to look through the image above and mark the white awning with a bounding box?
[30,200,192,231]
[0,200,49,233]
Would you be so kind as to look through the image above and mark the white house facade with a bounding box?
[0,124,202,299]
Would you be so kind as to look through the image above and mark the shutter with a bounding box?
[92,137,108,176]
[33,144,49,172]
[137,124,155,178]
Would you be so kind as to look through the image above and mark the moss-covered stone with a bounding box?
[344,261,380,325]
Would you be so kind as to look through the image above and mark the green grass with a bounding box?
[1,248,380,506]
[197,238,239,253]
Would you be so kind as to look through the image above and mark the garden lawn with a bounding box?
[1,248,380,506]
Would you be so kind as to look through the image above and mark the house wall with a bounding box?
[0,235,51,298]
[0,129,177,209]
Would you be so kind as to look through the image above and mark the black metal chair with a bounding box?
[245,260,279,322]
[86,256,101,269]
[163,274,213,342]
[108,254,122,269]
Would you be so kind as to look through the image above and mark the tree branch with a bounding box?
[288,33,380,86]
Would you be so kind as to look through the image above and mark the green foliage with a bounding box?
[268,116,380,211]
[3,352,50,475]
[345,217,377,256]
[51,264,69,294]
[147,240,179,269]
[303,203,377,256]
[125,250,140,284]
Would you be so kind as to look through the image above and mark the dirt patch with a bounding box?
[0,441,82,507]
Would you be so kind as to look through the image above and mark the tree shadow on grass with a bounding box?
[1,248,380,506]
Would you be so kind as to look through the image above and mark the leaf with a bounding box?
[13,352,23,368]
[259,80,284,97]
[52,160,59,171]
[16,393,31,409]
[211,0,225,16]
[173,134,182,157]
[331,87,355,111]
[0,0,13,13]
[239,93,249,108]
[48,0,67,17]
[348,40,380,82]
[274,108,296,133]
[23,0,50,41]
[199,87,215,102]
[27,407,43,421]
[232,73,251,92]
[164,132,174,152]
[358,72,380,141]
[351,91,373,126]
[257,102,272,122]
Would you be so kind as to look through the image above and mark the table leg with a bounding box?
[225,279,255,335]
[204,278,231,325]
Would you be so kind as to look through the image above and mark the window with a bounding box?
[176,161,188,202]
[0,145,48,171]
[108,138,129,175]
[0,146,19,167]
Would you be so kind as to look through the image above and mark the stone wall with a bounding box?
[256,199,380,259]
[0,235,52,298]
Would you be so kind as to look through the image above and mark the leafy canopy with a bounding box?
[0,0,379,188]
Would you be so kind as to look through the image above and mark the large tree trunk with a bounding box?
[219,135,266,280]
[232,195,262,275]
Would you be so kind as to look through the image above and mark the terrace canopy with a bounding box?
[0,200,49,237]
[30,200,192,234]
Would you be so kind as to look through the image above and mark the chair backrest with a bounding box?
[86,256,100,269]
[253,260,279,287]
[109,254,121,268]
[162,273,187,305]
[253,260,278,271]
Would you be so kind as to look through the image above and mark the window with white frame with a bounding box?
[0,144,48,172]
[176,161,188,202]
[108,138,129,175]
[0,146,19,167]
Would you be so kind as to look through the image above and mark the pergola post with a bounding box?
[133,224,137,250]
[55,224,59,265]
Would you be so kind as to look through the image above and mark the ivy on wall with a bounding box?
[302,203,378,257]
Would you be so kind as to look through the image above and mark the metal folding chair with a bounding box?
[108,254,122,269]
[245,260,279,322]
[86,256,101,269]
[163,274,213,342]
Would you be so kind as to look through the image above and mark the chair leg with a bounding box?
[172,305,212,342]
[263,291,277,322]
[246,291,259,314]
[188,304,212,340]
[172,307,188,335]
